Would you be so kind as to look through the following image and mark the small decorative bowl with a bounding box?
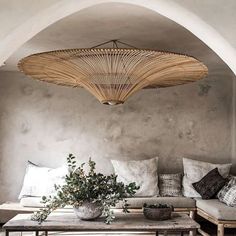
[143,204,173,221]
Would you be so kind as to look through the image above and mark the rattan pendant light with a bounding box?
[18,40,208,105]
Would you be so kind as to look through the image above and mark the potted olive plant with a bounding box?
[32,154,139,224]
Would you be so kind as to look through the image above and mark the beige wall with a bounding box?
[0,71,233,203]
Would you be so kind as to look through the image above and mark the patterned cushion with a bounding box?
[218,177,236,207]
[192,168,226,199]
[182,158,231,198]
[159,174,182,197]
[111,157,159,197]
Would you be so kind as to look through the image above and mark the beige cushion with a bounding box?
[182,158,231,198]
[19,162,68,199]
[20,197,44,207]
[21,196,195,210]
[115,197,196,209]
[196,199,236,220]
[21,196,196,209]
[111,157,159,197]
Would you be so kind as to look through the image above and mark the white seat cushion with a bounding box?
[19,196,196,209]
[20,197,44,208]
[196,198,236,220]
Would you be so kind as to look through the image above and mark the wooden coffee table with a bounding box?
[3,212,199,236]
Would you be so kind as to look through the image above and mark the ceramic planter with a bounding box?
[73,202,103,220]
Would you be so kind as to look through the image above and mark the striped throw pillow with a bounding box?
[159,173,182,197]
[217,177,236,207]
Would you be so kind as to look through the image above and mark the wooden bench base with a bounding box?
[197,208,236,236]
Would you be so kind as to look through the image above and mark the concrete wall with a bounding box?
[0,71,233,202]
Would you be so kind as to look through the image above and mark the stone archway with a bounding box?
[0,0,236,74]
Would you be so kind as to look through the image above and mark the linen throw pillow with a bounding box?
[182,158,231,198]
[159,173,182,197]
[192,168,226,199]
[218,176,236,207]
[111,157,159,197]
[18,161,68,199]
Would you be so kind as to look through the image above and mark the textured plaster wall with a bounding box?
[0,71,233,202]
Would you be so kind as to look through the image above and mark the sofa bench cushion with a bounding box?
[20,197,44,208]
[20,197,196,209]
[196,199,236,220]
[115,197,196,209]
[20,196,196,209]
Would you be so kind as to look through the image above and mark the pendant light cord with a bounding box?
[91,39,137,49]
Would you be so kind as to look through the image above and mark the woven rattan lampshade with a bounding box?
[18,42,208,105]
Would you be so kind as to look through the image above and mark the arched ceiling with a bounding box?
[1,3,234,80]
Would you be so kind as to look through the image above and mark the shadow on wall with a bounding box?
[0,70,233,202]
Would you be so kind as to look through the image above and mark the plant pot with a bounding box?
[73,202,103,220]
[143,206,173,221]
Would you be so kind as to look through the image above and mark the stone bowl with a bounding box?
[73,202,103,220]
[143,205,173,221]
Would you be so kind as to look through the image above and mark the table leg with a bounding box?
[217,224,224,236]
[5,230,9,236]
[35,231,39,236]
[156,231,167,236]
[189,229,196,236]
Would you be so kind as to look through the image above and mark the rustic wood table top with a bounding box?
[3,212,199,232]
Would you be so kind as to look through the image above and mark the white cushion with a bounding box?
[196,199,236,220]
[182,158,231,198]
[111,157,159,197]
[20,196,44,208]
[18,161,68,199]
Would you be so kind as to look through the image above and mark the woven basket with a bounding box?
[143,206,173,221]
